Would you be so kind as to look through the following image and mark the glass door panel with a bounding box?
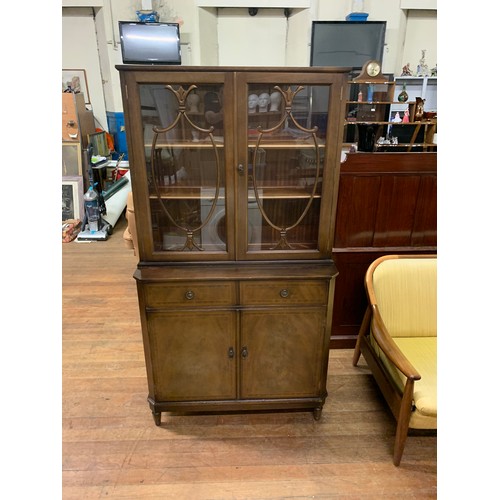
[244,83,330,254]
[139,82,228,254]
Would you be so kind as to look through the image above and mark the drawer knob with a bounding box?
[185,290,195,300]
[280,288,289,298]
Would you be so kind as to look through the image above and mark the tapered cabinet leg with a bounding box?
[313,407,323,421]
[152,410,161,426]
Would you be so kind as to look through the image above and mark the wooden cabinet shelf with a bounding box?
[150,186,321,200]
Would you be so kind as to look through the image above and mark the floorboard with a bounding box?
[62,215,437,499]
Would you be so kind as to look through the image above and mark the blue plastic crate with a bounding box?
[346,13,369,21]
[106,111,128,160]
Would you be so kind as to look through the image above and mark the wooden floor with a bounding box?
[62,215,437,499]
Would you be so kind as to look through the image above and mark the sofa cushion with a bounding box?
[372,258,437,338]
[372,335,437,429]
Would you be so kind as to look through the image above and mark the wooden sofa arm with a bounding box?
[370,305,421,382]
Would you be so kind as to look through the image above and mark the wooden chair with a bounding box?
[352,254,437,465]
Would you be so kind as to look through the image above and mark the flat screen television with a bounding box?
[310,21,386,70]
[119,21,181,65]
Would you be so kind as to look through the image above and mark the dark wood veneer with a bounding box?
[330,152,437,348]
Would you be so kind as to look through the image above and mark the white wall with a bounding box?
[62,7,108,129]
[401,9,437,74]
[217,8,288,66]
[62,0,437,127]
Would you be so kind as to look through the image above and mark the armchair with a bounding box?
[352,254,437,465]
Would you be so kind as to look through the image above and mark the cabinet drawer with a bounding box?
[240,281,328,306]
[143,282,237,308]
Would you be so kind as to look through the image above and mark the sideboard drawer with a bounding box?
[143,282,237,308]
[240,280,328,306]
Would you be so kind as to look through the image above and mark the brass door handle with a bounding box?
[241,346,248,359]
[228,347,235,359]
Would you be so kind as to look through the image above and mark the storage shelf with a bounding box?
[147,140,224,149]
[150,186,321,200]
[345,120,436,126]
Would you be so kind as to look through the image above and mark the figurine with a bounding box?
[401,63,412,76]
[258,93,270,113]
[186,93,200,113]
[402,109,410,123]
[248,94,259,113]
[414,97,425,121]
[269,91,281,112]
[392,112,402,123]
[416,49,430,77]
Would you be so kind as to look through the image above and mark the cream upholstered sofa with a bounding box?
[352,254,437,466]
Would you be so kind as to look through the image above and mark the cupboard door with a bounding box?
[235,73,345,260]
[147,310,237,401]
[239,309,326,399]
[124,71,236,261]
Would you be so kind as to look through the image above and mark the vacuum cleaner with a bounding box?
[76,144,112,241]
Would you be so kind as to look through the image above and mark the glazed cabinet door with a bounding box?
[147,310,237,401]
[120,70,236,261]
[234,71,346,260]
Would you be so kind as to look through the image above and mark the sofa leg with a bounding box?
[393,379,415,466]
[353,307,371,366]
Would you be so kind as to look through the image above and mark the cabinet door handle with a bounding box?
[228,347,235,359]
[237,163,244,175]
[185,290,195,300]
[241,346,248,359]
[280,288,289,298]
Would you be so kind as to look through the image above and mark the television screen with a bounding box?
[119,22,181,65]
[310,21,386,70]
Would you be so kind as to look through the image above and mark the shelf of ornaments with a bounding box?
[345,119,435,126]
[347,101,399,105]
[393,76,437,82]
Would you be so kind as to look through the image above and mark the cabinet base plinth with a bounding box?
[148,396,327,424]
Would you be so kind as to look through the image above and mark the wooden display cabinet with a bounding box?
[117,65,349,424]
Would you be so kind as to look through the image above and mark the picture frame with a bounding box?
[62,69,90,104]
[88,131,109,157]
[62,142,82,176]
[62,176,84,221]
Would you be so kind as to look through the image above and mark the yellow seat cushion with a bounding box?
[373,258,437,338]
[370,335,437,429]
[394,337,437,428]
[370,257,437,429]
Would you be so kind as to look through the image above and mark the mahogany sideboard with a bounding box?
[330,151,437,348]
